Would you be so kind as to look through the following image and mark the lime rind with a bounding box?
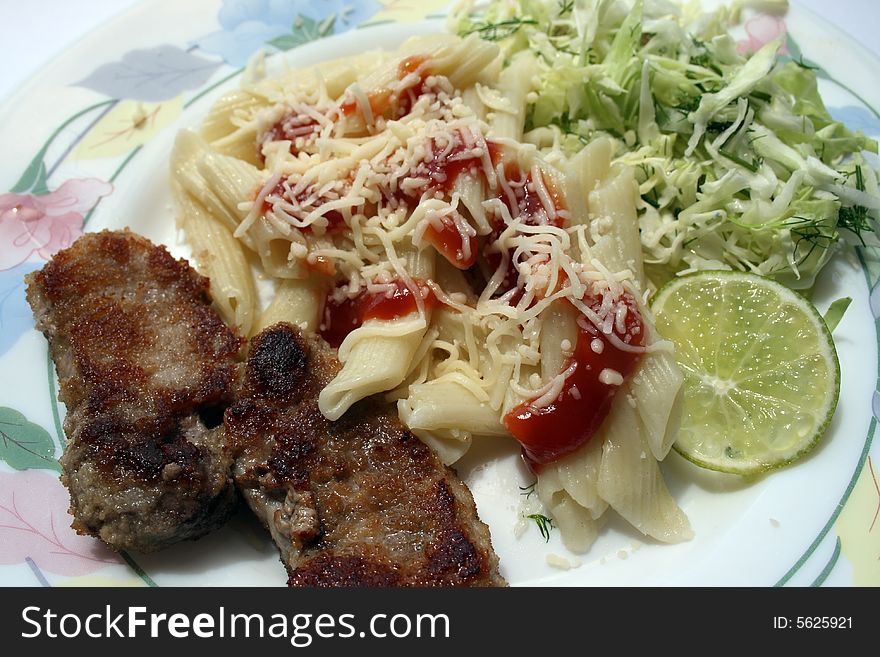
[651,270,841,476]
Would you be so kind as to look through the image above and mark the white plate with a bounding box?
[1,0,879,587]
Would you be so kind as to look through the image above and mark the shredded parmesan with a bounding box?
[528,360,578,409]
[599,368,624,386]
[198,37,661,488]
[546,554,580,570]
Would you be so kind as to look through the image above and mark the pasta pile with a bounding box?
[171,34,691,553]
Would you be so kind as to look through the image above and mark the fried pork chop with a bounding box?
[227,324,505,586]
[26,230,240,552]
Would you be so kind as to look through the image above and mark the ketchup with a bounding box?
[485,161,567,301]
[338,88,394,119]
[258,111,321,160]
[319,279,440,348]
[385,129,491,269]
[422,218,478,269]
[259,178,348,235]
[304,254,336,277]
[388,130,488,208]
[339,55,432,120]
[262,55,433,162]
[501,164,565,227]
[503,292,645,470]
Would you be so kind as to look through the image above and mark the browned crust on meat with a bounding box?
[227,323,505,587]
[31,231,239,423]
[26,230,240,552]
[288,554,403,587]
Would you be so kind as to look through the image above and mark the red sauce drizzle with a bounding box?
[305,255,336,277]
[262,55,433,159]
[259,120,315,156]
[390,129,488,210]
[339,88,394,119]
[340,55,432,120]
[319,279,440,348]
[503,292,645,470]
[385,129,489,269]
[258,178,348,235]
[258,110,323,161]
[494,160,567,227]
[378,136,567,282]
[485,161,568,302]
[398,55,427,78]
[423,219,478,269]
[424,136,480,195]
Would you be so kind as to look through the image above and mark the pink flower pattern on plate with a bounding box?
[737,14,789,56]
[0,470,116,577]
[0,178,113,271]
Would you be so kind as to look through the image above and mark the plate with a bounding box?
[1,0,879,587]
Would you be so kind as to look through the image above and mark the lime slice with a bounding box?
[651,271,840,475]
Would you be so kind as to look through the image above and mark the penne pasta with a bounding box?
[318,317,427,421]
[488,51,538,140]
[546,432,609,520]
[201,90,267,165]
[172,130,264,242]
[537,472,604,553]
[597,393,692,543]
[411,428,473,466]
[398,374,507,437]
[563,136,614,227]
[588,163,646,287]
[256,277,326,335]
[172,181,257,336]
[174,32,688,558]
[538,300,579,382]
[630,346,685,460]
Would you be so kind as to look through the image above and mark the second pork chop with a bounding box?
[227,323,505,586]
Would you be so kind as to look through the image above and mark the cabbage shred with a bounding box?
[452,0,880,289]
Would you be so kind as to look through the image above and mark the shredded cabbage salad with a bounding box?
[452,0,880,289]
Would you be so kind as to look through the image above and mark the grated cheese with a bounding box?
[215,38,662,472]
[599,368,624,386]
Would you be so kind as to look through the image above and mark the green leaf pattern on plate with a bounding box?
[10,149,50,195]
[268,15,336,51]
[0,407,61,472]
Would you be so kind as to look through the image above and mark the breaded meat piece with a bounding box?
[227,323,505,587]
[26,230,241,552]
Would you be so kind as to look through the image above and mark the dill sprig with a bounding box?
[788,216,836,266]
[519,482,537,498]
[672,96,701,114]
[718,148,762,173]
[690,39,722,75]
[527,513,555,542]
[463,17,538,41]
[839,206,872,245]
[838,166,872,246]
